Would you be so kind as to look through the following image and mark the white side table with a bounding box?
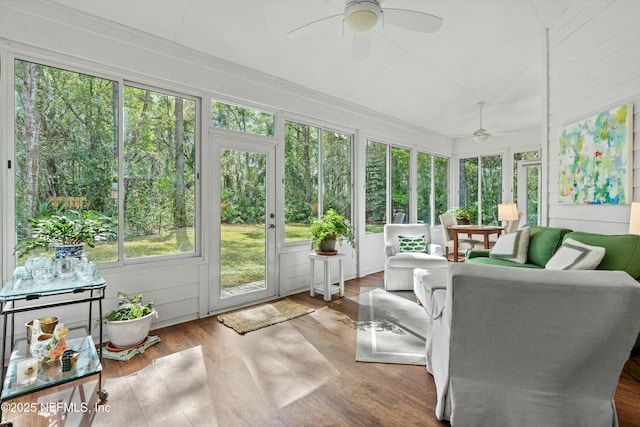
[308,253,345,301]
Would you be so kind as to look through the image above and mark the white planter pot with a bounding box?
[105,310,155,348]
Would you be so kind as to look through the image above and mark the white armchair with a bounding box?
[383,224,448,291]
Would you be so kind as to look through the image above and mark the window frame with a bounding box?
[364,139,412,233]
[8,53,203,269]
[457,153,503,226]
[417,151,450,226]
[282,116,354,246]
[210,97,276,138]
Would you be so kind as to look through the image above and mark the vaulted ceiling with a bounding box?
[50,0,577,140]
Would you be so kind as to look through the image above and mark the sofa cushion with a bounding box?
[387,252,449,269]
[564,232,640,279]
[526,225,573,267]
[545,238,605,270]
[466,256,543,269]
[397,234,426,253]
[489,227,530,264]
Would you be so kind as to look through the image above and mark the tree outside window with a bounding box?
[481,155,502,225]
[365,140,411,233]
[211,100,274,137]
[434,156,449,225]
[391,147,409,223]
[459,155,503,225]
[284,121,352,242]
[514,150,541,225]
[123,86,197,258]
[418,152,449,225]
[14,59,197,263]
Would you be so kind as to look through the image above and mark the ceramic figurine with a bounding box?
[29,319,68,363]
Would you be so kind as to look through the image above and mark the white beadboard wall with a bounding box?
[546,0,640,233]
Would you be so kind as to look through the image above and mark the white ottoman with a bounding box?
[413,267,448,318]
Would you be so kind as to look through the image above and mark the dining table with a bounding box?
[447,224,504,262]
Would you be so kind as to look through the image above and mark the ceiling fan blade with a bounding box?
[353,31,371,61]
[286,14,343,39]
[383,8,443,33]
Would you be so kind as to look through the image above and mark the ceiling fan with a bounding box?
[473,102,491,143]
[286,0,443,59]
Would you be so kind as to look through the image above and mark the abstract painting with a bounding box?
[558,103,634,204]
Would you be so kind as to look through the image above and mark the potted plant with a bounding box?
[309,208,356,255]
[103,292,157,348]
[447,206,476,225]
[13,210,115,259]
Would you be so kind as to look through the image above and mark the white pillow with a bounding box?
[489,226,530,264]
[545,238,605,270]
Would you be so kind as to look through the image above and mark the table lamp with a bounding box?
[498,203,519,233]
[629,202,640,234]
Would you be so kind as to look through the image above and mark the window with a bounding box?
[434,156,450,225]
[365,140,410,233]
[513,150,540,200]
[459,154,502,225]
[481,155,502,225]
[284,120,352,242]
[14,59,198,263]
[123,86,197,259]
[211,100,274,137]
[365,140,387,233]
[322,131,352,218]
[514,150,541,225]
[417,152,449,225]
[15,60,119,262]
[391,147,409,223]
[459,157,479,223]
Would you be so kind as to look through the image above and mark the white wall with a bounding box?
[0,1,452,336]
[546,0,640,234]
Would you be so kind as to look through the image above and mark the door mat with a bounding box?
[217,298,314,334]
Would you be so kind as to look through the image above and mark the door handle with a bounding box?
[268,224,276,229]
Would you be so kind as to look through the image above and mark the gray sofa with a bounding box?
[425,263,640,426]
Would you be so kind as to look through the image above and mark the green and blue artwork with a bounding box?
[558,103,633,204]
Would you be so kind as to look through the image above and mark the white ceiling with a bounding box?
[50,0,575,140]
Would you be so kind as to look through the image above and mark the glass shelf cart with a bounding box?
[0,268,108,426]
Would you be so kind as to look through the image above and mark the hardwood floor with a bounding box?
[4,272,640,426]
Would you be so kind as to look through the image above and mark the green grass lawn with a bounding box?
[83,223,312,289]
[25,222,377,289]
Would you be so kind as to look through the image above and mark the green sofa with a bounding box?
[466,225,640,348]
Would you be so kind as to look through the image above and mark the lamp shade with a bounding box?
[629,202,640,234]
[498,203,519,222]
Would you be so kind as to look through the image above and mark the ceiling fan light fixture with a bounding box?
[345,1,381,32]
[472,102,490,143]
[473,132,490,143]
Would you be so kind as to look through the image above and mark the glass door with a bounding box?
[516,159,542,226]
[211,134,276,311]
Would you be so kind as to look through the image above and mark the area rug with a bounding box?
[356,287,428,365]
[217,298,314,334]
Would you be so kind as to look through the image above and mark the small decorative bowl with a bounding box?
[26,317,59,345]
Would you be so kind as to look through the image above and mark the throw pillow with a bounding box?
[397,234,426,253]
[544,238,605,270]
[489,226,530,264]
